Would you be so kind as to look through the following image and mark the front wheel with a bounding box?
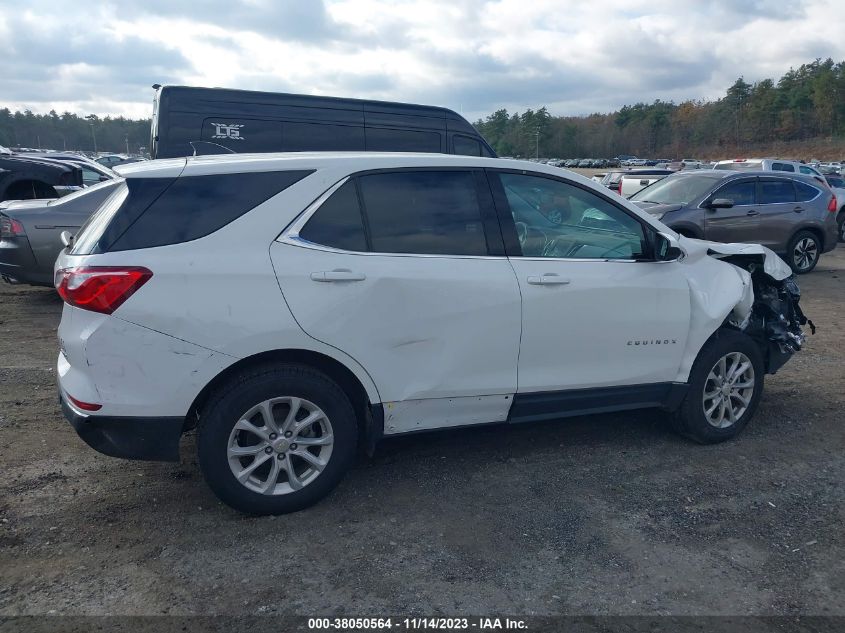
[197,364,358,515]
[672,330,764,444]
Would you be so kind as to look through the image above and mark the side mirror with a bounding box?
[707,198,734,209]
[60,230,74,248]
[655,232,684,262]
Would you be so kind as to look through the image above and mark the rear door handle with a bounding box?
[310,269,366,282]
[527,274,571,286]
[793,206,804,213]
[746,210,759,216]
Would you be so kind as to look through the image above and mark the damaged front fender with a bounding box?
[679,236,814,374]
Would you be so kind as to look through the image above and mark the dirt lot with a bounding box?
[0,248,843,618]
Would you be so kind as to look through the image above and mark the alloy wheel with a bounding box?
[227,396,334,495]
[702,352,755,429]
[792,237,818,272]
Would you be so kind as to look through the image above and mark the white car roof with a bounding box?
[113,152,572,179]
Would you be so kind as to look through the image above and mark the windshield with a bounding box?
[630,174,720,205]
[47,178,122,206]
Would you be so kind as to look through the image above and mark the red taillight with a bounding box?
[617,179,623,195]
[828,195,837,213]
[55,266,152,314]
[0,215,25,237]
[66,393,102,412]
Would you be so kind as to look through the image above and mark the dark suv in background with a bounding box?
[630,170,838,273]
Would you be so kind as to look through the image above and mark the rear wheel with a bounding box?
[786,230,821,274]
[197,364,358,515]
[672,329,764,444]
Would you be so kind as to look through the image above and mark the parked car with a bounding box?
[0,180,121,285]
[823,173,845,241]
[0,155,83,202]
[713,158,825,183]
[577,159,592,167]
[150,85,496,159]
[96,154,145,168]
[618,169,674,198]
[600,170,629,191]
[54,153,811,514]
[22,152,118,186]
[630,170,838,273]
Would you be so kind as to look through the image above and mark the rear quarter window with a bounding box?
[795,181,820,202]
[108,170,313,251]
[74,170,313,253]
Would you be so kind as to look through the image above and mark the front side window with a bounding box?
[498,173,647,260]
[453,135,482,157]
[759,179,796,204]
[357,170,488,256]
[713,180,756,206]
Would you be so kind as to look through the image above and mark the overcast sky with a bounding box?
[2,0,844,122]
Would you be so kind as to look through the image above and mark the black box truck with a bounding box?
[150,85,496,159]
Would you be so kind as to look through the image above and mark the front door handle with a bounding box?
[746,210,759,216]
[311,269,366,282]
[527,274,571,286]
[793,206,804,213]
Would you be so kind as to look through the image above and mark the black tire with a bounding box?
[837,211,845,243]
[197,363,358,515]
[786,230,821,274]
[671,329,765,444]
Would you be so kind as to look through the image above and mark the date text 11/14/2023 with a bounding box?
[307,617,529,630]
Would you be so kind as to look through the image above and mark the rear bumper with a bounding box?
[60,393,183,462]
[0,236,51,286]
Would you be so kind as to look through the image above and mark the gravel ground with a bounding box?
[0,246,843,617]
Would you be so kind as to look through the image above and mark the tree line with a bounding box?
[473,58,845,159]
[0,109,151,154]
[2,57,844,158]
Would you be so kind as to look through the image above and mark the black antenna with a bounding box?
[187,141,236,156]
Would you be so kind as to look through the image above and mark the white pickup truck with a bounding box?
[618,169,674,198]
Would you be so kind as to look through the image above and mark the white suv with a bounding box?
[55,153,811,514]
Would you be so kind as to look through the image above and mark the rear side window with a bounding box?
[772,162,795,172]
[357,171,488,255]
[759,179,796,204]
[365,128,442,152]
[299,181,367,251]
[714,180,756,205]
[75,170,313,253]
[795,181,820,202]
[453,135,482,157]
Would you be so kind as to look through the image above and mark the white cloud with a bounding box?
[1,0,844,120]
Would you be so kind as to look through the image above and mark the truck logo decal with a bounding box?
[210,123,245,140]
